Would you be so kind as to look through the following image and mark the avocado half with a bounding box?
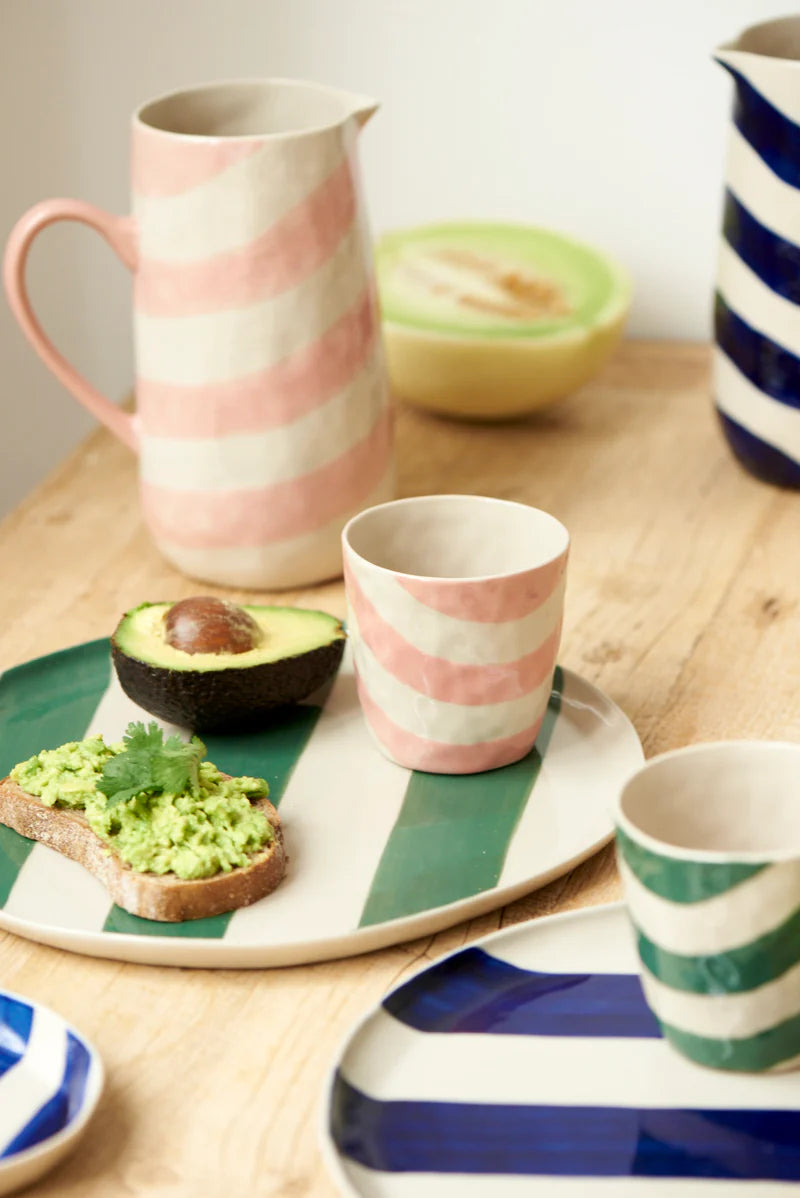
[111,602,346,732]
[376,221,630,420]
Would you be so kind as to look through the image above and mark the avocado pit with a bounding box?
[164,596,262,656]
[111,600,346,732]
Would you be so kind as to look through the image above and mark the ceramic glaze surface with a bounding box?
[343,496,569,773]
[323,904,800,1195]
[714,19,800,487]
[0,639,639,967]
[616,741,800,1073]
[3,80,394,588]
[0,992,102,1196]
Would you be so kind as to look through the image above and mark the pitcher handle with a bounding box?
[3,199,139,452]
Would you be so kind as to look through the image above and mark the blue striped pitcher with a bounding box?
[714,18,800,487]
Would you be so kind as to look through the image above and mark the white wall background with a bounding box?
[0,0,779,515]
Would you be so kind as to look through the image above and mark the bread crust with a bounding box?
[0,778,286,923]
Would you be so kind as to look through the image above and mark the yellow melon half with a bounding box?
[376,222,631,421]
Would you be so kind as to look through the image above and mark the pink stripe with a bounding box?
[136,289,378,438]
[141,407,392,548]
[355,671,545,774]
[132,126,264,197]
[134,159,356,316]
[346,570,560,705]
[397,553,568,623]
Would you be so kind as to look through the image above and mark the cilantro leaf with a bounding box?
[151,732,205,795]
[98,721,207,808]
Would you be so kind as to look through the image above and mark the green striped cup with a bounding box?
[615,741,800,1073]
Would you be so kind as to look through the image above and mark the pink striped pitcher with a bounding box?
[4,80,395,588]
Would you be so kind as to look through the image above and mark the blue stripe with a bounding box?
[723,190,800,305]
[716,409,800,486]
[331,1074,800,1180]
[714,293,800,485]
[0,1032,92,1159]
[382,947,660,1037]
[0,996,33,1078]
[721,64,800,189]
[715,292,800,410]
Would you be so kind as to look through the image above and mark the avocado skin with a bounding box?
[111,637,345,732]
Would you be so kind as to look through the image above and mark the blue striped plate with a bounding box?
[0,991,103,1195]
[322,903,800,1195]
[0,641,641,968]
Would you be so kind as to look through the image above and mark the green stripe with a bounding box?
[660,1008,800,1073]
[202,704,322,810]
[102,906,240,938]
[103,703,321,936]
[358,667,564,928]
[637,899,800,996]
[616,825,767,903]
[0,640,111,906]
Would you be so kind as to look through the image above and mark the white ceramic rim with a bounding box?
[134,77,376,142]
[615,739,800,865]
[342,494,570,584]
[0,988,104,1176]
[718,14,800,63]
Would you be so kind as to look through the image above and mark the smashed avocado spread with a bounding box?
[10,731,272,881]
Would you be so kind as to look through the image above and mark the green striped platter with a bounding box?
[0,640,642,968]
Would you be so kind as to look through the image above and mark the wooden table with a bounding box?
[1,340,797,1196]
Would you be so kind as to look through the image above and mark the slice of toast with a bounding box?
[0,777,286,923]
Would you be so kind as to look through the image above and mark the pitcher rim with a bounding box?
[133,77,378,142]
[716,13,800,67]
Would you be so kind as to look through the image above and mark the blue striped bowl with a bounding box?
[322,903,800,1195]
[0,992,103,1195]
[714,17,800,487]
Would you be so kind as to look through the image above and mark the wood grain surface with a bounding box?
[1,340,796,1196]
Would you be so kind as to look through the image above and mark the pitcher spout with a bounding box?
[347,93,379,130]
[714,16,800,128]
[713,42,760,80]
[713,46,742,72]
[714,15,800,72]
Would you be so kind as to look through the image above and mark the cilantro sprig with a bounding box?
[98,721,206,808]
